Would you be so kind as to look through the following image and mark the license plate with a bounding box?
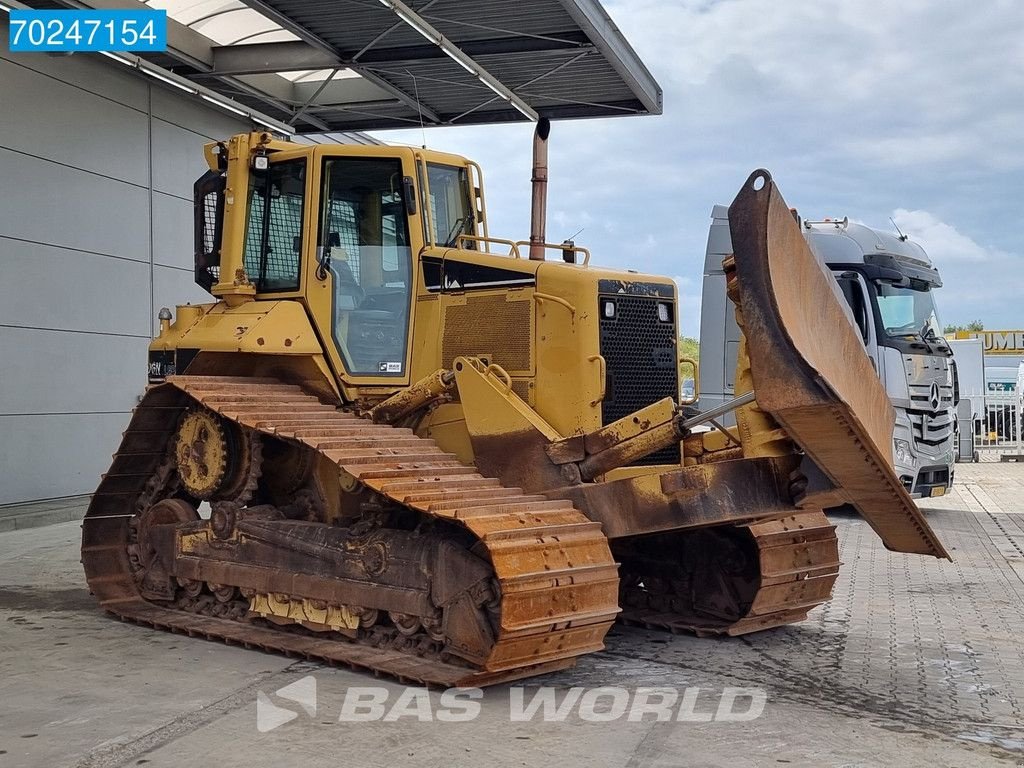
[931,486,946,497]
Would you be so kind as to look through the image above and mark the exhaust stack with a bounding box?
[529,118,551,261]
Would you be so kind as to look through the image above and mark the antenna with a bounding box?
[566,226,585,241]
[890,217,908,241]
[405,68,427,149]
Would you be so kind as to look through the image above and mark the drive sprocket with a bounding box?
[174,408,261,502]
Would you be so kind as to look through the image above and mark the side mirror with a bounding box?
[836,272,870,344]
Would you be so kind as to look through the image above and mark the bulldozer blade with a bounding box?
[728,170,950,560]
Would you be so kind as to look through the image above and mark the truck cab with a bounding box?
[699,205,956,498]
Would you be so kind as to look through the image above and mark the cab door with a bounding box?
[303,147,423,394]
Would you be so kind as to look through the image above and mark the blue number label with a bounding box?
[9,10,167,52]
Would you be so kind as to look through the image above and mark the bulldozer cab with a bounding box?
[195,132,481,392]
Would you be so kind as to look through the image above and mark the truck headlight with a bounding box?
[894,438,912,465]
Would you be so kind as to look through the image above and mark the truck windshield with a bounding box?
[875,283,942,339]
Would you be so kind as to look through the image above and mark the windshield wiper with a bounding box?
[916,323,934,351]
[443,211,475,248]
[921,324,951,355]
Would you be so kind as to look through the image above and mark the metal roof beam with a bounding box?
[377,0,538,121]
[211,41,341,76]
[238,0,443,124]
[556,0,662,115]
[355,31,591,63]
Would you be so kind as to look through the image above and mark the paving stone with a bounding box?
[554,462,1024,754]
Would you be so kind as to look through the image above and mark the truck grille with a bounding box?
[906,403,955,447]
[598,291,680,465]
[905,357,955,449]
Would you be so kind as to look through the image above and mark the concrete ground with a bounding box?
[2,464,1024,767]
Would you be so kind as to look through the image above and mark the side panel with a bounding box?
[698,205,740,417]
[534,263,605,438]
[152,300,339,402]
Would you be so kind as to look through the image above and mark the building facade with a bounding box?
[0,24,248,504]
[949,331,1024,391]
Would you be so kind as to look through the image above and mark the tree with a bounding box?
[943,320,984,334]
[678,336,699,362]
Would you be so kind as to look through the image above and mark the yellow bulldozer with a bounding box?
[82,123,948,687]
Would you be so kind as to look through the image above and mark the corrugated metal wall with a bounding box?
[0,23,248,504]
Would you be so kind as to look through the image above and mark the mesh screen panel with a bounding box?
[244,195,303,290]
[443,294,532,374]
[243,161,304,291]
[511,379,532,404]
[200,191,220,284]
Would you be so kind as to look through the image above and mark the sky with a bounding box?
[373,0,1024,338]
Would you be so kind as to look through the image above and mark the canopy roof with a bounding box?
[40,0,662,133]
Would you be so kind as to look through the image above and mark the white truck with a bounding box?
[699,206,956,498]
[947,337,984,462]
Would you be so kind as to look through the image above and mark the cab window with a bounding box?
[320,157,412,377]
[424,163,472,246]
[243,159,305,291]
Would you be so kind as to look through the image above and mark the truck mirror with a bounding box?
[837,273,869,344]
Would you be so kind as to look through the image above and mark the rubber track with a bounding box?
[618,510,840,637]
[82,376,621,688]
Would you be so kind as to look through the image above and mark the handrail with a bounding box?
[588,354,606,406]
[514,240,591,265]
[533,291,576,317]
[413,151,436,248]
[456,235,522,258]
[485,363,513,391]
[679,357,700,406]
[466,160,490,249]
[447,235,592,266]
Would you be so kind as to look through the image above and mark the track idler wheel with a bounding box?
[130,498,199,601]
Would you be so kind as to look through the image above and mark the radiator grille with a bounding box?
[599,294,680,465]
[442,294,533,374]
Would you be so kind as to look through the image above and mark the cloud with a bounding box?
[882,209,1021,330]
[890,209,1002,263]
[374,0,1024,335]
